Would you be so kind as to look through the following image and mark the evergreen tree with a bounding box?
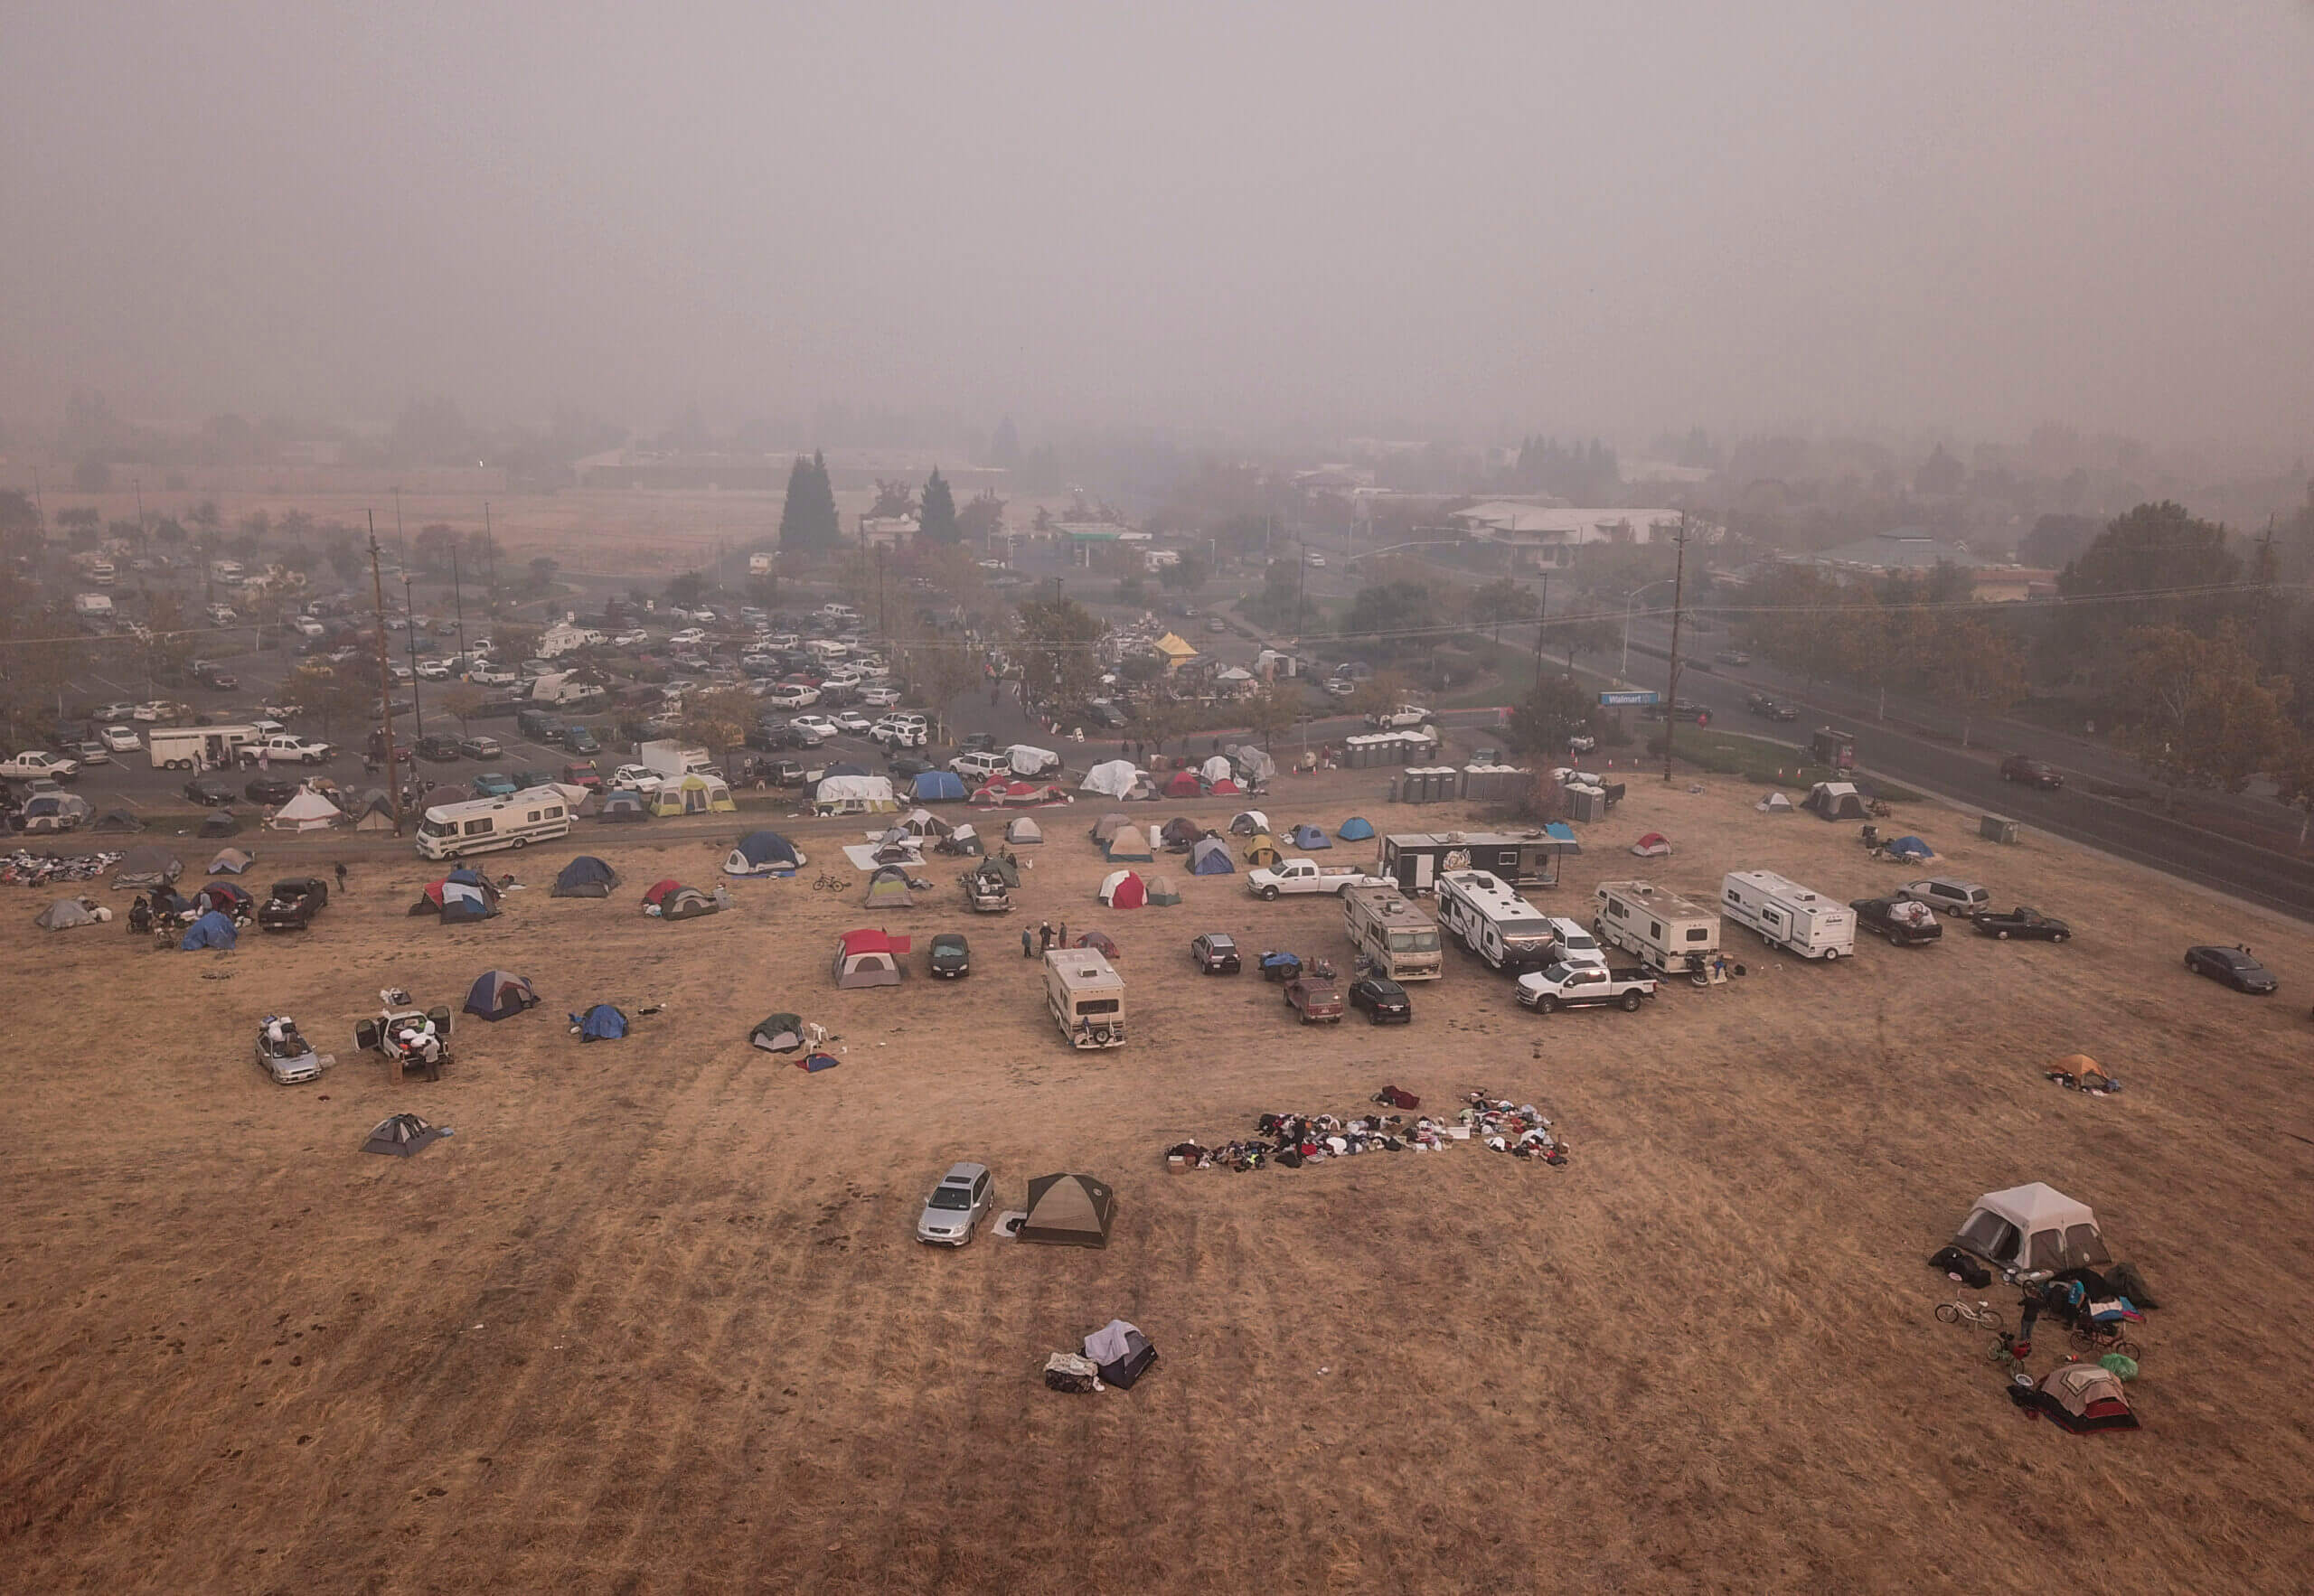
[990,416,1021,471]
[918,466,960,545]
[778,451,842,552]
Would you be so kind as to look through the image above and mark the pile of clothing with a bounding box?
[2,850,123,886]
[1463,1091,1570,1164]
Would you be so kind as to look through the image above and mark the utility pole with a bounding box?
[1530,568,1552,690]
[403,573,425,737]
[392,486,406,564]
[1661,516,1691,784]
[369,513,404,834]
[484,501,497,597]
[450,545,466,665]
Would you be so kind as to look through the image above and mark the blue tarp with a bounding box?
[1188,837,1236,875]
[1287,823,1331,850]
[1336,816,1375,841]
[179,909,237,951]
[1886,835,1934,860]
[1544,821,1581,851]
[910,770,966,803]
[466,970,539,1020]
[800,1052,842,1073]
[570,1003,628,1041]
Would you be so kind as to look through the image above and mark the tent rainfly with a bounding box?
[749,1012,805,1053]
[1336,816,1376,841]
[1229,810,1269,836]
[552,855,621,897]
[1756,792,1794,813]
[909,769,967,803]
[1286,823,1331,850]
[658,886,720,920]
[353,795,398,831]
[208,848,255,875]
[897,807,954,840]
[1005,816,1043,844]
[1020,1173,1116,1247]
[1630,832,1672,858]
[1806,781,1868,821]
[1143,873,1181,906]
[1163,769,1201,798]
[362,1113,445,1157]
[1201,754,1234,785]
[1243,832,1282,868]
[862,865,915,909]
[1104,824,1154,862]
[724,831,803,877]
[1953,1183,2112,1274]
[832,928,910,987]
[1097,869,1146,909]
[464,970,541,1020]
[194,882,249,915]
[598,788,649,822]
[1188,837,1236,875]
[1090,812,1133,845]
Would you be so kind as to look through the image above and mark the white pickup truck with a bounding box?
[238,734,334,766]
[1,749,80,783]
[1246,858,1390,900]
[1366,703,1434,729]
[1514,962,1659,1013]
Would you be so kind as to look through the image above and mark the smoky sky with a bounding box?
[5,1,2311,447]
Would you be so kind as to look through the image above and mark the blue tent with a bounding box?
[465,970,540,1020]
[1287,823,1331,850]
[1336,816,1375,841]
[179,909,238,951]
[570,1003,628,1041]
[551,856,620,897]
[910,770,966,803]
[1188,837,1236,875]
[598,789,649,822]
[1886,835,1935,861]
[725,831,801,877]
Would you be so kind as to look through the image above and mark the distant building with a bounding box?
[748,551,774,576]
[859,515,917,550]
[1451,502,1691,569]
[1783,528,1990,577]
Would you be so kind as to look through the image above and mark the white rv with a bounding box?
[1434,869,1559,972]
[415,793,572,860]
[1592,879,1721,973]
[1720,870,1856,960]
[1342,886,1444,981]
[1045,948,1124,1047]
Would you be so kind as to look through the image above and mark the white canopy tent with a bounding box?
[1080,759,1141,798]
[268,789,343,831]
[1953,1182,2112,1274]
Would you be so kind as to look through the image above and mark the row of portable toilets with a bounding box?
[1340,732,1440,768]
[1387,764,1531,803]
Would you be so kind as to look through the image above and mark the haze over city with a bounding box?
[6,2,2313,449]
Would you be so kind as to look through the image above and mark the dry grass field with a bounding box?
[5,775,2313,1593]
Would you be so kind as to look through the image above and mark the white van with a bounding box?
[415,794,572,859]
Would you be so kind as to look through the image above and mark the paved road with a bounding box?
[1597,628,2314,924]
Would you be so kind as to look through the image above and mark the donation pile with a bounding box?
[1042,1318,1159,1394]
[1463,1091,1571,1162]
[2,849,124,887]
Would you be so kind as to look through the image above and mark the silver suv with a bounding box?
[1898,878,1991,915]
[916,1162,993,1246]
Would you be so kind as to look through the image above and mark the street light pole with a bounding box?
[1661,517,1691,784]
[403,575,424,738]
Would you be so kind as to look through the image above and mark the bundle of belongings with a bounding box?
[2007,1361,2141,1433]
[1463,1091,1569,1163]
[2,849,124,887]
[1043,1319,1159,1394]
[1373,1084,1421,1110]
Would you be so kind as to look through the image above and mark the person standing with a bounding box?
[1021,926,1034,960]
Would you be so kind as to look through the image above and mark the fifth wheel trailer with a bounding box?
[1719,870,1857,960]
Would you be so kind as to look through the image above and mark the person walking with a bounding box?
[1021,926,1034,960]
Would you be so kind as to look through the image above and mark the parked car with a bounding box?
[1898,878,1992,916]
[1972,906,2072,943]
[1190,933,1241,974]
[887,755,935,783]
[1849,897,1942,947]
[244,773,300,805]
[559,724,601,756]
[915,1161,993,1246]
[1284,964,1345,1023]
[1348,975,1413,1023]
[928,932,972,979]
[2184,944,2277,994]
[258,877,330,932]
[510,769,554,791]
[832,710,874,736]
[1999,756,2065,789]
[99,725,141,753]
[414,734,464,763]
[96,701,138,723]
[560,760,604,791]
[471,771,517,798]
[457,735,503,759]
[790,712,839,740]
[183,775,239,807]
[958,732,1001,754]
[607,765,663,794]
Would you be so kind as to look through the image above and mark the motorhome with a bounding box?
[1592,880,1721,973]
[1434,869,1559,972]
[415,793,573,860]
[148,723,263,771]
[1379,830,1580,894]
[74,592,116,620]
[1721,869,1857,960]
[1044,947,1125,1048]
[1341,886,1444,981]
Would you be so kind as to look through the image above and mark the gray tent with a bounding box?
[114,846,184,890]
[1089,812,1133,845]
[34,897,101,930]
[1020,1173,1116,1248]
[197,808,247,838]
[208,848,255,875]
[352,793,399,831]
[862,864,915,909]
[362,1113,446,1158]
[1005,816,1043,845]
[92,808,146,834]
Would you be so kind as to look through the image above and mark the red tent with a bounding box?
[642,878,683,906]
[1163,769,1201,797]
[1073,929,1122,958]
[1097,869,1146,909]
[1208,777,1241,795]
[1629,833,1672,859]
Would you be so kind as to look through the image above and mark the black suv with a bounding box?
[414,734,465,762]
[244,772,300,805]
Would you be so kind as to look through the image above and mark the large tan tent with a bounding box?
[1020,1173,1116,1248]
[1953,1182,2111,1273]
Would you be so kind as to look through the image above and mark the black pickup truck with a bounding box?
[259,877,331,932]
[1849,897,1942,947]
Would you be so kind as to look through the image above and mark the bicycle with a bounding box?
[1935,1299,2005,1331]
[1986,1330,2034,1380]
[2067,1319,2142,1363]
[813,872,850,892]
